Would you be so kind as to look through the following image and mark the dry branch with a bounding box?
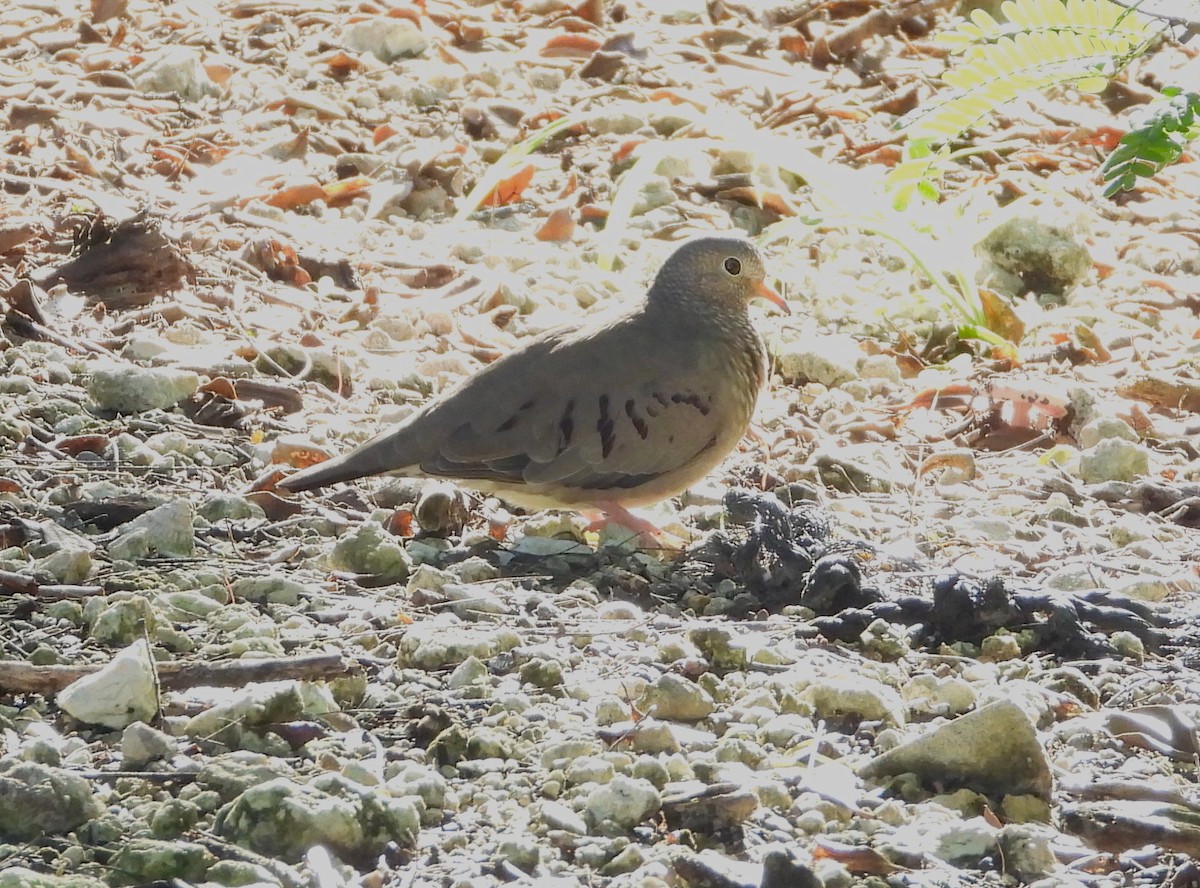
[0,652,359,695]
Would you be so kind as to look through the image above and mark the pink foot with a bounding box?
[583,502,689,551]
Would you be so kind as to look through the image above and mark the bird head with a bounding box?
[648,236,789,320]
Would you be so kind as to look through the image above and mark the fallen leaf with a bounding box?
[374,123,399,144]
[265,178,327,210]
[978,287,1026,344]
[322,50,365,77]
[323,175,372,205]
[270,441,334,471]
[91,0,128,22]
[812,839,905,875]
[481,163,535,207]
[541,33,602,58]
[613,138,647,164]
[55,435,112,457]
[536,206,575,241]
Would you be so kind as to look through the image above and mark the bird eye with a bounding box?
[724,257,741,276]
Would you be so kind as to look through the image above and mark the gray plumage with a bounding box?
[278,236,786,512]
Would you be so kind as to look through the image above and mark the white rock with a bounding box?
[584,774,661,829]
[133,47,222,101]
[344,17,429,62]
[58,639,158,729]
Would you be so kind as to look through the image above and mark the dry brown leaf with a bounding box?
[271,441,334,471]
[374,123,399,144]
[536,207,575,242]
[540,33,602,58]
[978,287,1026,344]
[322,50,366,77]
[612,138,646,164]
[245,490,305,521]
[55,435,112,457]
[200,377,239,400]
[714,186,795,217]
[265,178,328,210]
[572,0,605,24]
[811,839,905,875]
[323,175,372,205]
[204,61,235,88]
[481,163,535,207]
[91,0,128,22]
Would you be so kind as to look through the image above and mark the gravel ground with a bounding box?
[2,1,1200,887]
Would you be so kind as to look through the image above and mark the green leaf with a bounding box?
[1100,88,1200,195]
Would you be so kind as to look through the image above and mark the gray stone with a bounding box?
[1077,416,1138,449]
[999,823,1059,882]
[584,775,661,830]
[88,364,199,413]
[0,760,102,840]
[638,673,715,722]
[860,700,1053,799]
[776,333,861,387]
[978,215,1090,295]
[107,838,214,886]
[328,520,411,579]
[109,500,196,560]
[1078,438,1149,483]
[0,869,106,888]
[539,800,587,835]
[122,721,177,768]
[215,774,422,862]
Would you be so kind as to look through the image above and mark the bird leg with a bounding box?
[583,502,689,552]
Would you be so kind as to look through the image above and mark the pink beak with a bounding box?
[754,280,790,314]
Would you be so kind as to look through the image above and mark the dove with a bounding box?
[277,236,788,540]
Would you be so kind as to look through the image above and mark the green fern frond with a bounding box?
[940,0,1155,48]
[902,0,1161,142]
[1101,87,1200,195]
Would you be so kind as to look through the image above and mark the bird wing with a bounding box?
[422,313,752,496]
[279,306,762,499]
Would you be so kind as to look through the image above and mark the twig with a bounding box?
[0,569,105,599]
[821,0,959,60]
[0,652,360,695]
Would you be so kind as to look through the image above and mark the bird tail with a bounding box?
[276,424,421,493]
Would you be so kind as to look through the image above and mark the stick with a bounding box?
[0,653,359,695]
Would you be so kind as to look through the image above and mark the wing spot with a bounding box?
[597,394,615,459]
[671,392,711,415]
[558,400,575,455]
[495,399,536,433]
[625,399,649,439]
